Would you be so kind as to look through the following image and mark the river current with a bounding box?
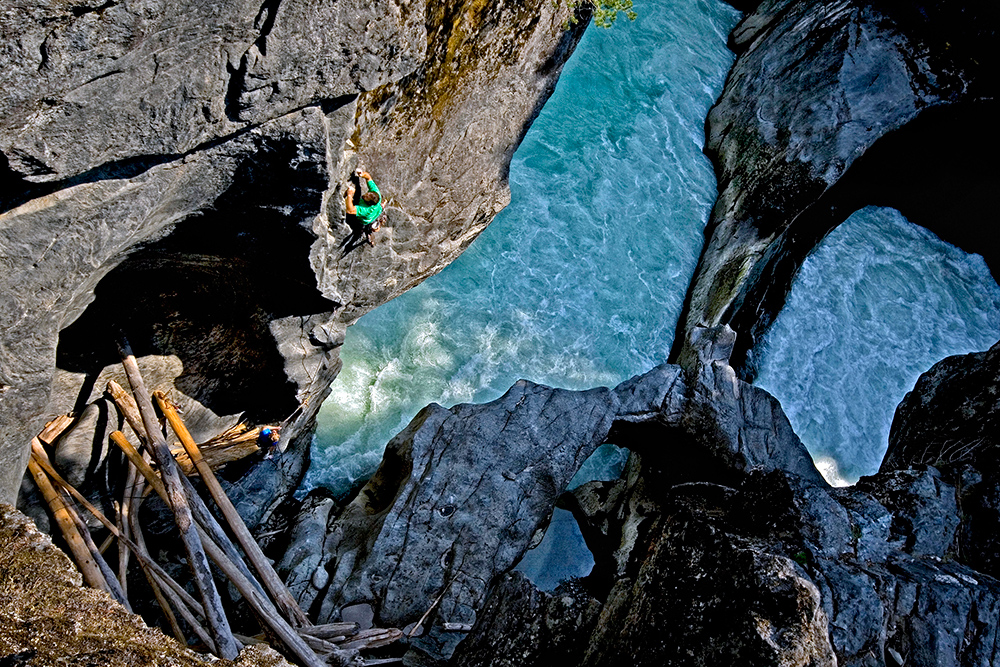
[307,0,1000,556]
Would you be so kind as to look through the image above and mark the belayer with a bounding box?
[346,168,383,246]
[259,426,281,459]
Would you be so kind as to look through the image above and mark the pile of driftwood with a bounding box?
[27,339,402,666]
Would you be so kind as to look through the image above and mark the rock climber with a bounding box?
[346,168,383,247]
[259,426,281,459]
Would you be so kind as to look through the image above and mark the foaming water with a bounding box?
[755,207,1000,484]
[309,0,743,495]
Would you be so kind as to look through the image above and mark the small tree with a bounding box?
[566,0,638,28]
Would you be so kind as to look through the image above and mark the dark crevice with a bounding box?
[79,69,124,87]
[0,152,32,213]
[226,0,284,122]
[55,135,338,423]
[70,1,118,17]
[253,0,283,56]
[38,32,55,72]
[225,55,251,122]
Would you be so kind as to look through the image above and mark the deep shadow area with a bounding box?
[722,99,999,379]
[56,136,339,424]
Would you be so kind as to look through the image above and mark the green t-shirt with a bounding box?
[356,179,383,225]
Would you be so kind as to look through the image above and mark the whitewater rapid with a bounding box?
[308,0,999,511]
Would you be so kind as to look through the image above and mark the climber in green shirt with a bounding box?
[346,169,384,246]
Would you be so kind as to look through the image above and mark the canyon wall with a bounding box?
[0,0,588,505]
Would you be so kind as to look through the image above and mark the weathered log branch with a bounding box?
[116,338,240,659]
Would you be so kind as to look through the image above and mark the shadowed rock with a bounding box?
[581,468,1000,667]
[671,0,998,376]
[882,341,1000,580]
[452,573,602,667]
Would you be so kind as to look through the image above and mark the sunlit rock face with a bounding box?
[0,0,589,505]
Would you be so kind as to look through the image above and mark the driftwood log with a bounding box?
[26,449,109,594]
[109,431,327,667]
[154,391,309,627]
[117,338,240,660]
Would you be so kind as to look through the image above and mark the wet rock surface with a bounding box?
[671,0,998,375]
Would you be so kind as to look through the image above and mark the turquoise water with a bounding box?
[755,207,1000,485]
[308,0,743,495]
[308,0,1000,503]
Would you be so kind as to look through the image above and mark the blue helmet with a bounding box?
[261,427,272,436]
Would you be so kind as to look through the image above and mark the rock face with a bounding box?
[882,342,1000,582]
[671,0,998,375]
[275,326,826,663]
[276,326,1000,666]
[580,466,1000,667]
[0,0,589,505]
[882,341,1000,475]
[0,503,292,667]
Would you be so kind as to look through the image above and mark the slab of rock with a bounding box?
[311,380,619,662]
[0,0,424,182]
[274,488,339,615]
[671,0,997,375]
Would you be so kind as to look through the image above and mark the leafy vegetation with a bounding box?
[566,0,638,28]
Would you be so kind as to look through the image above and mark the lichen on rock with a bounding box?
[0,503,293,667]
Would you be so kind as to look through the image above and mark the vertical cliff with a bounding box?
[0,0,588,505]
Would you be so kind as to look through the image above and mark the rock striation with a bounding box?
[670,0,998,376]
[0,0,589,506]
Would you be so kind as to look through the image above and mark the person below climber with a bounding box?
[259,426,281,460]
[346,168,383,247]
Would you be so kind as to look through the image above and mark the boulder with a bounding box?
[614,325,825,487]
